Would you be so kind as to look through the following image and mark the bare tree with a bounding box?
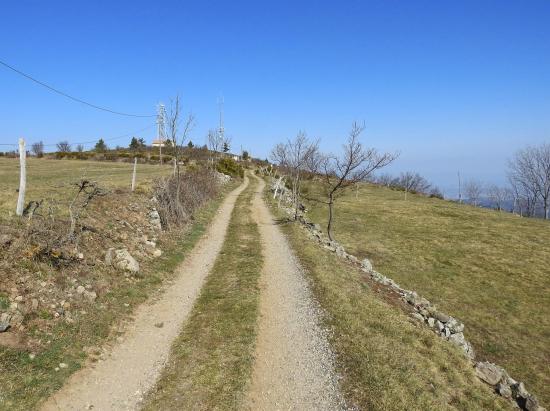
[166,95,195,204]
[56,141,71,153]
[319,122,397,240]
[375,173,394,187]
[207,129,223,161]
[31,141,44,157]
[464,180,483,206]
[508,144,550,219]
[395,171,432,195]
[270,132,319,220]
[509,177,536,217]
[76,144,84,153]
[486,185,511,211]
[68,180,107,239]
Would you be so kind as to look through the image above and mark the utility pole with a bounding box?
[16,138,26,216]
[458,171,462,203]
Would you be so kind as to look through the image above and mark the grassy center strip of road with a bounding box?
[143,175,262,410]
[0,182,236,411]
[265,189,511,410]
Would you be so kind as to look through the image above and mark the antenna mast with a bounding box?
[156,103,166,165]
[156,103,166,141]
[217,96,225,143]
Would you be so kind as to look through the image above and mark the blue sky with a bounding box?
[1,0,549,196]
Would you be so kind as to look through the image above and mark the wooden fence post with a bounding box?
[131,157,137,192]
[273,176,283,199]
[16,138,26,216]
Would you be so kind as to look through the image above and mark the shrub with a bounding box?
[216,157,244,178]
[153,168,220,230]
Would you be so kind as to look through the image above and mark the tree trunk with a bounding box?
[327,195,334,241]
[16,138,26,216]
[293,177,299,220]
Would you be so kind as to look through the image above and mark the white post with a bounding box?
[131,157,137,192]
[277,178,285,208]
[16,138,26,216]
[273,176,283,199]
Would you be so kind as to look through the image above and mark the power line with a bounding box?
[0,123,156,148]
[0,59,155,118]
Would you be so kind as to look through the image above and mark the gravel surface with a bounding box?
[246,176,345,410]
[40,178,248,411]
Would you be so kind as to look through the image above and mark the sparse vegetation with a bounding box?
[144,177,262,410]
[216,157,244,178]
[299,180,550,405]
[266,191,511,410]
[0,158,236,409]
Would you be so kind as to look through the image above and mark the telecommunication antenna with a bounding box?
[156,103,167,164]
[217,96,225,143]
[157,103,166,141]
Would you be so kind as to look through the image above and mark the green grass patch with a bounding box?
[269,198,511,410]
[300,181,550,405]
[0,183,235,411]
[0,157,172,216]
[144,177,262,410]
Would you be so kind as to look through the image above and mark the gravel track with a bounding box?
[245,176,344,411]
[40,178,248,411]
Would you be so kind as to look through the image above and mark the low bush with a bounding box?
[153,168,220,230]
[216,157,244,178]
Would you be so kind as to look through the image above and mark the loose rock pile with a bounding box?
[269,178,545,411]
[215,171,232,185]
[0,197,166,345]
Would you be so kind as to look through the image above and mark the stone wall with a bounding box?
[268,178,545,411]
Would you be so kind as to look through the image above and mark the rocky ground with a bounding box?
[40,178,248,410]
[0,190,167,353]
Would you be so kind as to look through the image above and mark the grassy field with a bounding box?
[0,157,234,410]
[301,181,550,405]
[144,177,262,410]
[0,157,172,215]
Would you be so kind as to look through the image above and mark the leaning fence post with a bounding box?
[16,138,26,216]
[131,157,137,192]
[273,176,283,199]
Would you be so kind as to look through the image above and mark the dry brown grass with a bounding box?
[301,180,550,405]
[268,201,511,409]
[0,158,233,410]
[0,157,172,216]
[144,177,262,410]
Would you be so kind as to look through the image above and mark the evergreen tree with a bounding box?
[129,137,140,151]
[187,140,194,148]
[95,139,107,152]
[223,141,230,153]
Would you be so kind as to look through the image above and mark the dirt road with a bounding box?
[41,178,248,411]
[246,176,344,410]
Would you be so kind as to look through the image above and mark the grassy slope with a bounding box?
[0,157,172,215]
[0,181,235,411]
[144,177,262,410]
[269,202,510,410]
[302,181,550,405]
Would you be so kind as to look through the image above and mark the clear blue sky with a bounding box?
[1,0,549,196]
